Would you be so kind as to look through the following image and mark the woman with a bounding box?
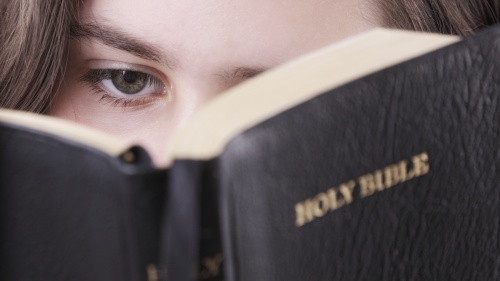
[1,0,499,165]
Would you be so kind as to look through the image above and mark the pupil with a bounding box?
[123,71,138,84]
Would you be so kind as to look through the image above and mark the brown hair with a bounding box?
[0,0,499,113]
[0,0,80,113]
[381,0,500,36]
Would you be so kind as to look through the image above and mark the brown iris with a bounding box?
[111,70,148,95]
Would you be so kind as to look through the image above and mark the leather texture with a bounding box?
[218,25,500,280]
[168,25,500,280]
[0,124,166,281]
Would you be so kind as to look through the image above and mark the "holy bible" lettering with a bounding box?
[295,153,430,227]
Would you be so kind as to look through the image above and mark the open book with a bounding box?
[1,26,499,281]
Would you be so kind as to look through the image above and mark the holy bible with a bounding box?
[163,25,500,281]
[1,25,499,281]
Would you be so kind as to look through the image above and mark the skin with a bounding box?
[51,0,381,166]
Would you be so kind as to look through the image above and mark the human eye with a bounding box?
[79,69,167,107]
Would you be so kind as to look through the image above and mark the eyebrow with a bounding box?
[70,22,179,69]
[71,22,271,84]
[217,67,268,85]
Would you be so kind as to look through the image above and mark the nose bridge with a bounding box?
[170,78,224,123]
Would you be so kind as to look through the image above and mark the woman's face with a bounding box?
[51,0,379,165]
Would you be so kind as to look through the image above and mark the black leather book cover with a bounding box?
[0,118,166,281]
[165,26,500,280]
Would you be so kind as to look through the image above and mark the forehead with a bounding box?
[81,0,373,68]
[81,0,323,39]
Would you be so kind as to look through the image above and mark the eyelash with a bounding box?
[79,69,167,107]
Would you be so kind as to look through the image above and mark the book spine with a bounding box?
[162,160,224,281]
[124,167,167,281]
